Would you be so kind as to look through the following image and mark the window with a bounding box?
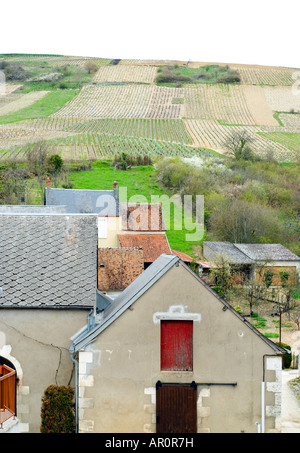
[98,217,107,239]
[160,320,193,371]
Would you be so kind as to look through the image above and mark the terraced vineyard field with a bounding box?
[184,84,255,124]
[52,84,185,119]
[93,65,157,83]
[263,86,300,112]
[184,119,297,161]
[0,55,299,163]
[257,131,300,153]
[1,133,215,163]
[234,67,296,86]
[17,117,192,143]
[279,113,300,128]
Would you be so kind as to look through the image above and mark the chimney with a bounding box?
[113,181,118,190]
[46,176,51,188]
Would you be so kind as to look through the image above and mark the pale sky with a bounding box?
[0,0,299,68]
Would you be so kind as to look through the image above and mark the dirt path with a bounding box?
[243,86,278,126]
[0,90,49,116]
[279,370,300,433]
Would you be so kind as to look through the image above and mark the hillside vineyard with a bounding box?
[0,56,299,162]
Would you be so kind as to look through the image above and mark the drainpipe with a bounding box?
[70,348,79,433]
[261,381,265,434]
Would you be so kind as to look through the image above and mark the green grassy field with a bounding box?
[67,160,204,256]
[0,89,79,124]
[258,132,300,153]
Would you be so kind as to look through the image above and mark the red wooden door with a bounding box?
[161,320,193,371]
[156,383,197,433]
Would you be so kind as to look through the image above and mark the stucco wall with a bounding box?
[97,217,122,248]
[0,308,88,433]
[78,264,282,433]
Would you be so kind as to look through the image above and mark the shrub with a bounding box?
[217,70,241,84]
[280,269,290,287]
[4,64,30,81]
[47,154,63,175]
[276,342,292,368]
[40,385,75,433]
[264,269,274,288]
[155,71,192,84]
[59,81,68,89]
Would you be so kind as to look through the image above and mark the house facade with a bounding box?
[71,255,283,434]
[0,196,286,433]
[0,209,98,432]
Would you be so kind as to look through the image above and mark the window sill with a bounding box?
[0,417,20,433]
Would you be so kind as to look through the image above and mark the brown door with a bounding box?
[156,383,197,433]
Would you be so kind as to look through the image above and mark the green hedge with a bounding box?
[40,385,75,433]
[276,342,292,369]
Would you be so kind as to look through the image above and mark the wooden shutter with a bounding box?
[156,383,197,433]
[161,320,193,371]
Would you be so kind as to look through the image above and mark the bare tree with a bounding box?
[223,129,254,159]
[27,143,51,198]
[209,199,285,244]
[208,253,235,300]
[0,155,31,204]
[84,61,98,75]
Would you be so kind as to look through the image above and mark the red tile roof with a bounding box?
[118,234,171,262]
[171,250,212,268]
[171,249,195,262]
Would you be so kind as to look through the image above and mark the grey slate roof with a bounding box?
[204,241,300,264]
[0,213,98,308]
[234,243,300,262]
[45,187,120,216]
[71,254,179,351]
[0,205,67,213]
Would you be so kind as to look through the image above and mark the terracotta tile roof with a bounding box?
[171,250,213,268]
[171,249,195,263]
[121,203,166,231]
[118,234,171,262]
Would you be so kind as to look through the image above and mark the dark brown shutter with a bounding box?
[156,383,197,433]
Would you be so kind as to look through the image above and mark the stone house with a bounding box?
[45,182,172,289]
[71,254,284,434]
[0,207,98,433]
[0,201,285,433]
